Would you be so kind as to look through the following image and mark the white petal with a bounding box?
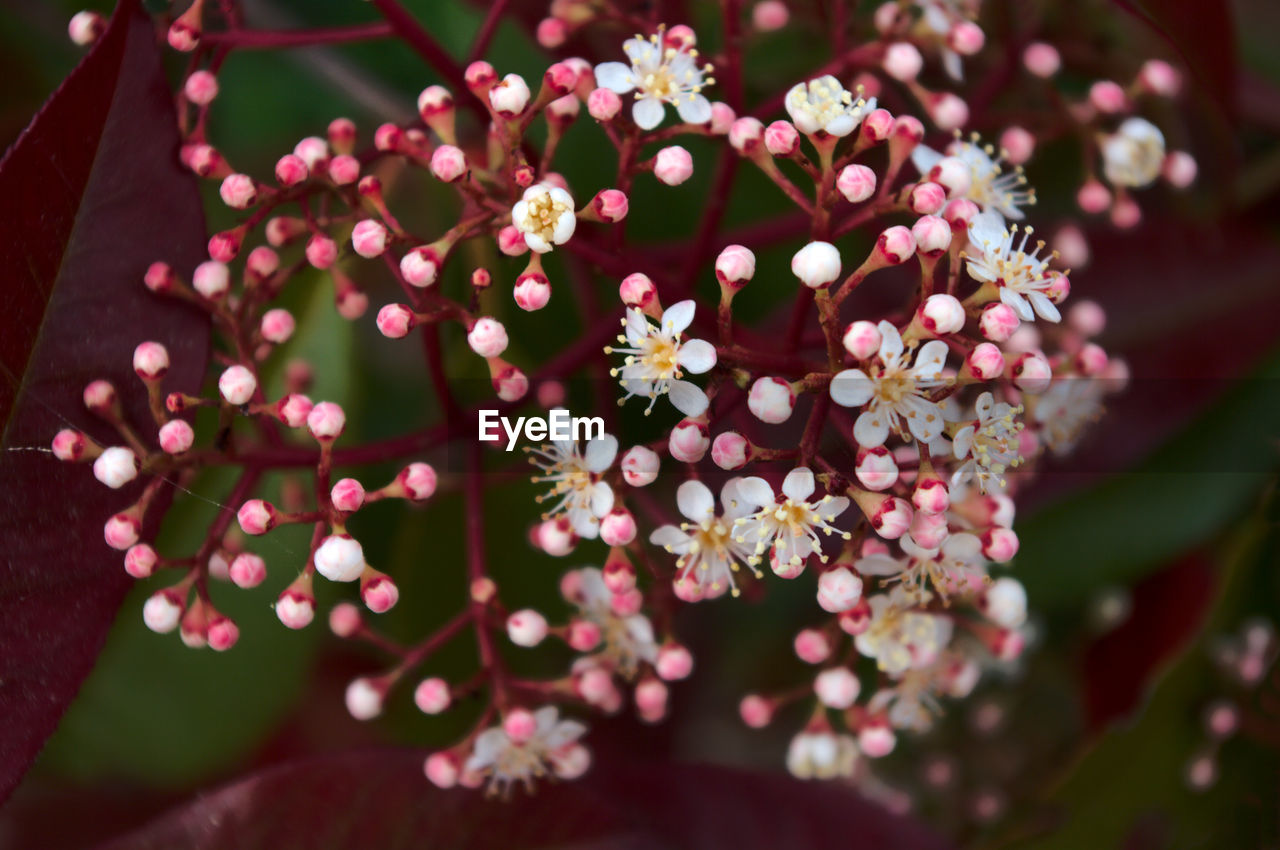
[662,299,696,334]
[524,232,552,254]
[584,434,618,472]
[968,210,1008,251]
[952,425,975,459]
[667,380,708,417]
[942,49,964,82]
[781,467,816,502]
[720,478,754,518]
[1000,288,1035,322]
[593,62,635,94]
[677,338,716,374]
[552,210,577,245]
[815,496,849,522]
[624,308,650,345]
[903,396,946,443]
[912,341,949,379]
[545,719,588,749]
[876,321,903,362]
[910,145,944,176]
[854,409,890,447]
[942,532,983,561]
[676,95,712,125]
[974,392,995,420]
[650,525,692,549]
[829,369,874,407]
[590,481,614,517]
[676,479,715,522]
[855,554,904,576]
[1028,292,1062,323]
[735,476,776,508]
[824,113,856,137]
[632,97,665,130]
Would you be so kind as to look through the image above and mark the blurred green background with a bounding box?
[1,0,1279,847]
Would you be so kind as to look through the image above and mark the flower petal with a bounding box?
[584,434,618,472]
[590,481,614,518]
[854,409,890,447]
[910,144,944,176]
[781,467,816,502]
[1028,291,1062,323]
[667,380,708,417]
[677,338,716,374]
[593,61,636,94]
[902,396,946,443]
[676,94,712,125]
[662,299,696,334]
[735,476,775,508]
[876,320,904,362]
[913,340,949,379]
[676,479,715,522]
[829,368,874,407]
[632,96,666,130]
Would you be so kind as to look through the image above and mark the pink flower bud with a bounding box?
[345,677,384,721]
[728,117,764,153]
[965,342,1006,380]
[752,0,789,30]
[327,117,357,153]
[1075,342,1109,376]
[568,619,601,652]
[507,609,548,647]
[104,513,139,550]
[305,234,338,269]
[919,293,965,335]
[276,589,315,629]
[158,419,194,454]
[93,446,138,489]
[277,393,313,428]
[764,120,800,156]
[1139,59,1181,97]
[979,302,1020,341]
[228,552,266,588]
[271,154,306,189]
[491,364,529,402]
[489,73,531,116]
[656,644,694,680]
[1000,126,1035,165]
[855,446,898,491]
[1077,179,1112,214]
[909,510,949,549]
[913,477,950,515]
[326,154,360,186]
[602,554,636,593]
[740,694,773,728]
[654,146,694,186]
[621,445,660,486]
[193,260,230,300]
[981,577,1027,628]
[143,590,184,633]
[791,241,841,289]
[536,17,567,48]
[255,309,294,345]
[417,84,454,121]
[466,317,509,358]
[619,272,657,308]
[909,181,947,215]
[817,567,864,613]
[1023,42,1060,78]
[362,575,399,613]
[465,59,498,90]
[843,320,882,359]
[307,401,346,440]
[794,628,831,664]
[948,20,985,55]
[183,70,218,105]
[912,214,952,256]
[982,527,1020,562]
[636,678,669,723]
[1010,351,1052,393]
[877,225,916,265]
[709,102,737,134]
[837,164,877,203]
[544,61,577,95]
[398,462,438,500]
[587,87,623,121]
[373,123,403,152]
[815,667,860,708]
[219,174,257,210]
[415,678,451,714]
[1068,300,1106,337]
[1110,196,1141,229]
[942,197,978,231]
[513,272,551,311]
[237,499,277,536]
[132,341,169,380]
[68,10,105,46]
[424,753,459,789]
[600,508,637,546]
[861,108,894,143]
[51,428,86,461]
[1089,80,1128,114]
[144,261,174,293]
[592,189,629,222]
[315,534,365,582]
[429,145,468,182]
[883,42,923,81]
[218,364,257,405]
[743,378,800,430]
[859,723,897,757]
[124,543,157,578]
[869,495,913,539]
[265,216,305,247]
[1163,151,1197,188]
[714,244,755,289]
[207,616,240,651]
[668,419,709,463]
[711,431,752,470]
[83,378,116,413]
[839,598,872,635]
[929,93,969,131]
[376,303,415,339]
[330,478,366,513]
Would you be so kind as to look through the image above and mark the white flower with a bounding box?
[915,0,975,81]
[867,650,977,731]
[593,32,714,131]
[786,731,859,779]
[784,75,877,137]
[856,532,988,600]
[606,300,716,416]
[855,587,954,676]
[1101,117,1165,188]
[567,568,660,674]
[951,392,1024,492]
[732,467,851,570]
[829,321,951,446]
[512,183,576,253]
[965,212,1063,323]
[1027,377,1105,455]
[911,135,1035,222]
[527,429,618,538]
[464,706,588,793]
[650,478,760,599]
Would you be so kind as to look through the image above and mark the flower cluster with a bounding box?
[54,0,1190,799]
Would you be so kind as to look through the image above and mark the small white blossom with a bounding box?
[1100,117,1165,188]
[593,31,714,131]
[829,321,951,446]
[911,134,1035,222]
[855,587,954,676]
[867,651,979,731]
[951,392,1024,492]
[966,212,1063,323]
[1028,377,1106,455]
[606,300,716,417]
[856,532,988,600]
[786,731,859,779]
[512,183,576,253]
[732,467,851,570]
[527,429,618,539]
[566,568,659,674]
[784,75,877,137]
[464,706,588,793]
[650,478,760,599]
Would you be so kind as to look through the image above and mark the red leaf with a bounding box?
[0,0,209,802]
[90,751,953,849]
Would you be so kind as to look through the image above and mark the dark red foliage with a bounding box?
[0,0,209,803]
